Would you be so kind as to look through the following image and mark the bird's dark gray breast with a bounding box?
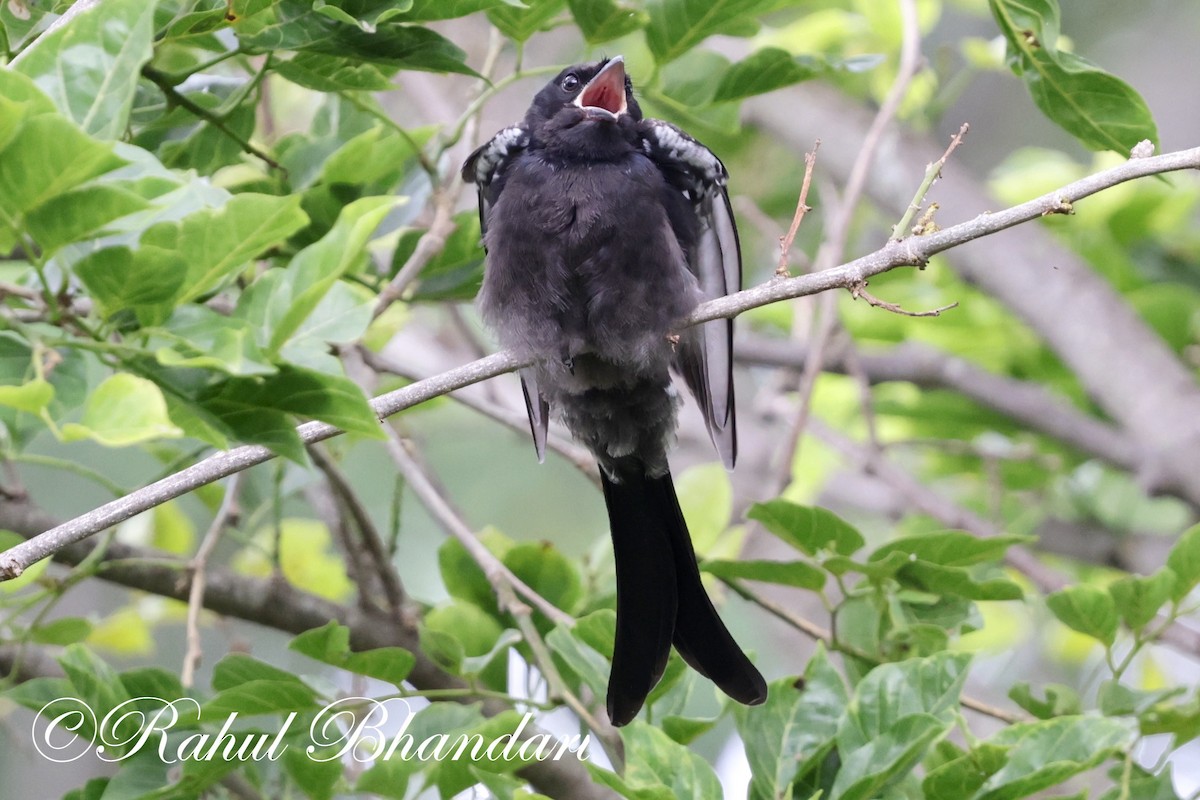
[479,150,700,377]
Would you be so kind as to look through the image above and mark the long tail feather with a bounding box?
[601,467,766,725]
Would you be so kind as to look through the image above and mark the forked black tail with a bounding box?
[601,467,768,726]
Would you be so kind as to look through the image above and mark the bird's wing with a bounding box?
[461,125,529,245]
[462,126,550,461]
[639,119,741,468]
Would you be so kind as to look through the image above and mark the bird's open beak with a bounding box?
[574,56,628,121]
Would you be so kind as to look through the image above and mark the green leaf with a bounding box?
[12,0,159,138]
[748,500,865,556]
[283,743,343,800]
[436,529,513,618]
[503,541,583,616]
[231,0,477,75]
[735,645,848,799]
[712,47,825,102]
[988,0,1158,152]
[213,653,309,690]
[618,721,725,797]
[1166,523,1200,602]
[398,211,486,303]
[895,561,1025,601]
[840,653,971,751]
[979,716,1137,800]
[1046,584,1118,645]
[278,280,375,373]
[703,558,826,590]
[645,0,775,63]
[74,246,188,324]
[0,377,54,415]
[275,52,401,91]
[198,366,383,461]
[1008,682,1081,719]
[401,0,525,21]
[204,679,319,715]
[236,196,395,354]
[60,374,184,447]
[0,113,126,220]
[870,531,1031,567]
[312,0,415,32]
[831,713,952,800]
[487,0,567,42]
[156,307,278,377]
[144,193,309,304]
[1109,569,1176,630]
[567,0,649,43]
[23,184,150,255]
[33,617,93,646]
[421,602,505,668]
[290,621,417,686]
[924,743,1010,800]
[546,620,611,700]
[58,644,132,732]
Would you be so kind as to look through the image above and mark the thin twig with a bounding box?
[308,445,407,615]
[182,473,242,689]
[373,187,459,319]
[3,146,1200,579]
[849,282,959,317]
[720,575,1026,724]
[379,426,573,627]
[773,0,923,491]
[776,142,821,277]
[141,66,282,172]
[892,123,971,240]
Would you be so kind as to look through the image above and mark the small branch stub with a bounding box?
[850,280,958,318]
[776,141,821,277]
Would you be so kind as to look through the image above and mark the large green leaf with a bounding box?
[290,621,416,686]
[989,0,1158,152]
[703,558,826,590]
[401,0,524,21]
[839,652,971,751]
[0,112,126,221]
[617,721,725,797]
[487,0,567,41]
[831,713,952,800]
[1108,569,1176,631]
[12,0,159,138]
[644,0,775,63]
[60,373,184,447]
[976,716,1137,800]
[230,0,477,75]
[712,47,825,102]
[748,500,865,556]
[143,193,309,304]
[735,645,848,800]
[567,0,649,43]
[1046,584,1118,645]
[234,195,396,355]
[1166,523,1200,602]
[197,365,383,460]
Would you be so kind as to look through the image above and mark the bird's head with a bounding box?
[524,57,643,158]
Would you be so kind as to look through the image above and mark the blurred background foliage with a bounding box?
[1,0,1199,798]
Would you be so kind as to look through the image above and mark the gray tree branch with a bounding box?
[747,88,1200,506]
[1,146,1197,580]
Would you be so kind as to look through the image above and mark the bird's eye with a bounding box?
[561,74,580,92]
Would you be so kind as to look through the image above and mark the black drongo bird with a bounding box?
[462,56,767,725]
